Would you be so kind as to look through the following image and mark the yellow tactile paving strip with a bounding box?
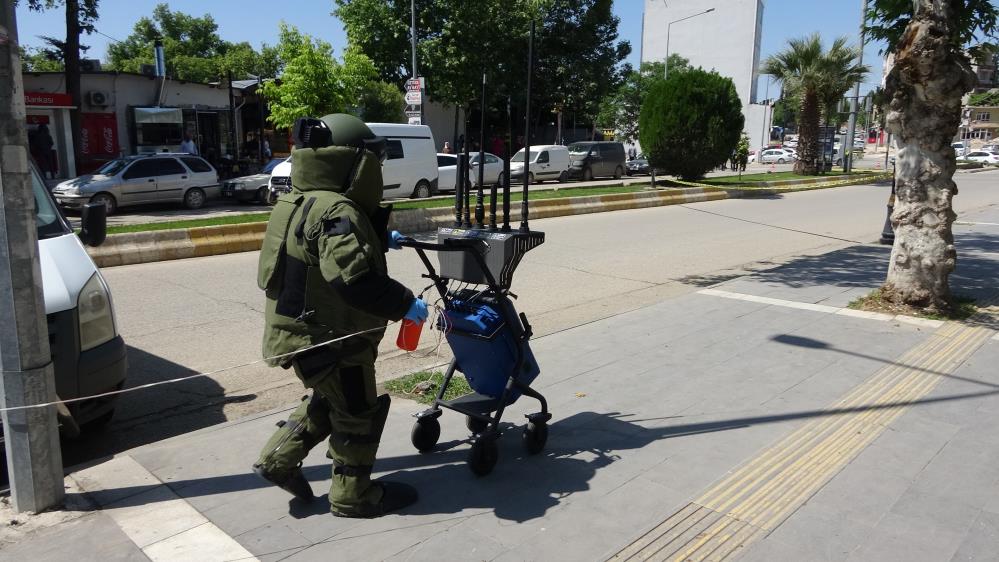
[610,300,999,562]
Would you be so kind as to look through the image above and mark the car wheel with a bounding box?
[527,172,535,185]
[558,171,568,183]
[183,188,206,210]
[498,172,506,186]
[778,158,785,164]
[412,180,432,199]
[582,168,593,182]
[90,193,117,215]
[256,187,269,204]
[614,166,623,179]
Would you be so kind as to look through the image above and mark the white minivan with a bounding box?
[268,122,440,200]
[2,163,126,472]
[508,144,570,184]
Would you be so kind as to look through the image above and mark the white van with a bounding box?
[2,164,125,448]
[508,144,570,184]
[268,123,439,200]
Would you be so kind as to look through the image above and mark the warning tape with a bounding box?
[0,324,395,413]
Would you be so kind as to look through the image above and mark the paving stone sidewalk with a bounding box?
[5,207,999,562]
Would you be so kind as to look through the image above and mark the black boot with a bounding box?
[253,463,315,502]
[331,480,418,518]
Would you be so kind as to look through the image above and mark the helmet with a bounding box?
[321,114,387,162]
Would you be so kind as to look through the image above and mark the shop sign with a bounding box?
[24,91,74,107]
[26,115,51,125]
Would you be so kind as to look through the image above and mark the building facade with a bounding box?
[23,71,235,177]
[641,0,770,149]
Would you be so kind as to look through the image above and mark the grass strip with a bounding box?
[384,370,472,404]
[701,171,868,185]
[848,288,977,321]
[106,212,272,235]
[392,184,649,210]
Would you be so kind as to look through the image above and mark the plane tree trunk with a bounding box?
[881,0,976,312]
[795,89,820,175]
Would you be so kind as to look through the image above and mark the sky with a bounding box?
[15,0,888,96]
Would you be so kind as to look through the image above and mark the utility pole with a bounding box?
[411,0,423,125]
[0,2,66,513]
[844,0,869,172]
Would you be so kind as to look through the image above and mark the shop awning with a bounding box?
[134,107,183,124]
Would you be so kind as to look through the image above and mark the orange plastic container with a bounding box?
[396,319,424,351]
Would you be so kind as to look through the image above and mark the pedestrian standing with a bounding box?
[33,124,56,178]
[180,133,198,155]
[442,141,453,154]
[263,136,272,160]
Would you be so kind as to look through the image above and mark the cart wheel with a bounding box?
[411,417,441,453]
[466,415,489,435]
[523,421,548,455]
[468,437,499,476]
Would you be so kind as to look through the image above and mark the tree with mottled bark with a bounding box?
[761,35,867,175]
[867,0,998,312]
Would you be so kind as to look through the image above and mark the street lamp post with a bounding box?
[664,5,715,79]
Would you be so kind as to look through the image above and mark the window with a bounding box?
[122,159,161,179]
[153,158,187,175]
[485,154,501,164]
[385,140,405,160]
[33,165,67,239]
[977,112,991,122]
[181,157,213,173]
[136,123,183,146]
[437,155,457,167]
[537,151,550,163]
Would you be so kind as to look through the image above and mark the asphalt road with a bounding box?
[61,169,998,467]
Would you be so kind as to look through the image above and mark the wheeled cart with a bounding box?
[398,229,549,476]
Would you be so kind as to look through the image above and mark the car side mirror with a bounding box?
[79,202,107,247]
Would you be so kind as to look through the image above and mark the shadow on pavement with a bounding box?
[61,346,253,468]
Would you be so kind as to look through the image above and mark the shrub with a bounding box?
[639,68,744,180]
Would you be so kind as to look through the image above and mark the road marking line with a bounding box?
[956,221,999,226]
[607,320,994,562]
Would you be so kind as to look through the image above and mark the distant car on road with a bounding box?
[509,144,570,184]
[436,152,504,192]
[626,154,651,175]
[52,153,220,215]
[222,158,285,204]
[566,141,627,181]
[952,142,968,157]
[963,151,999,164]
[759,148,794,164]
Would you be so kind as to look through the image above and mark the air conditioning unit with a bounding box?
[80,59,102,72]
[87,90,110,107]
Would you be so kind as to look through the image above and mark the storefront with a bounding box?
[130,106,231,167]
[24,91,76,179]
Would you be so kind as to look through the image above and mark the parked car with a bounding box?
[51,153,220,214]
[566,141,627,181]
[759,148,794,164]
[437,152,504,192]
[222,158,285,204]
[509,144,570,184]
[626,154,651,175]
[963,151,999,164]
[268,123,440,200]
[952,142,968,157]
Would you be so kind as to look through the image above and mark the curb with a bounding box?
[88,187,727,268]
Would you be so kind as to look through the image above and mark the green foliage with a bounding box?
[20,45,65,72]
[771,97,797,129]
[355,81,407,123]
[866,0,998,58]
[638,68,744,181]
[597,54,690,143]
[969,89,999,105]
[106,3,278,83]
[261,24,379,129]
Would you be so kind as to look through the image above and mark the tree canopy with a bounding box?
[597,54,690,144]
[638,68,744,180]
[106,3,279,82]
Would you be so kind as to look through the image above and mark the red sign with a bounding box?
[80,113,119,158]
[24,91,74,107]
[26,115,50,125]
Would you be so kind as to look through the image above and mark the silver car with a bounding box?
[52,154,220,214]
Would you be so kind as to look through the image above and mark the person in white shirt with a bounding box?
[180,133,198,155]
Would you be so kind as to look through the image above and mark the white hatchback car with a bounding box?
[759,148,794,164]
[963,151,999,164]
[436,152,504,192]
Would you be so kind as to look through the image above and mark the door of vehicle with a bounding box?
[119,159,161,204]
[535,151,552,180]
[437,154,457,191]
[588,144,604,176]
[150,158,190,202]
[483,153,502,184]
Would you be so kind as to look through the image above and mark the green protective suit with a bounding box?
[254,129,414,515]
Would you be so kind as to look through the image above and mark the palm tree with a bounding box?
[762,34,868,175]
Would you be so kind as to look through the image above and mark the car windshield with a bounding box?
[261,158,285,175]
[512,149,537,163]
[33,165,70,239]
[567,144,591,156]
[97,158,130,176]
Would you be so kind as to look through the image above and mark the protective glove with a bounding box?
[404,298,429,323]
[388,230,405,250]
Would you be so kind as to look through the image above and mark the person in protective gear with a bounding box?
[253,114,429,518]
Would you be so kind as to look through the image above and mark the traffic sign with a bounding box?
[405,90,422,105]
[408,116,422,125]
[405,110,421,118]
[405,77,423,92]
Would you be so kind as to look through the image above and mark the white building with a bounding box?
[642,0,772,150]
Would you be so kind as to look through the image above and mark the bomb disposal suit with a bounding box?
[253,114,425,518]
